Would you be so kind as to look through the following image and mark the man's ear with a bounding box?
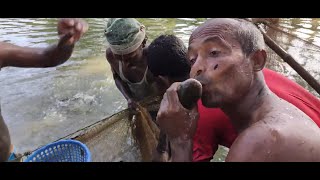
[250,50,267,71]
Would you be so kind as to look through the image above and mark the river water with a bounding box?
[0,18,319,161]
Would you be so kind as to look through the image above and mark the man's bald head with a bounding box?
[190,18,265,57]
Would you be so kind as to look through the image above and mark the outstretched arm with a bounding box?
[0,18,88,162]
[0,18,88,68]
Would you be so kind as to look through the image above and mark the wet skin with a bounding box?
[156,18,320,162]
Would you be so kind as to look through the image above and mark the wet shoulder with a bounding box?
[226,123,275,161]
[227,111,320,161]
[273,96,317,126]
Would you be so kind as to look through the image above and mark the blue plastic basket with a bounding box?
[24,140,91,162]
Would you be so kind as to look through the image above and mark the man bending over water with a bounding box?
[104,18,158,113]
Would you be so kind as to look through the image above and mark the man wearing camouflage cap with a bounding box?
[104,18,159,111]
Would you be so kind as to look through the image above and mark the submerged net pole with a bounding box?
[257,24,320,95]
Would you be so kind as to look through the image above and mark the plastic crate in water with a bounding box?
[24,140,91,162]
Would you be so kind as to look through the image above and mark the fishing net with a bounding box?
[15,96,162,162]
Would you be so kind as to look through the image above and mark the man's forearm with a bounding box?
[0,42,74,68]
[170,138,193,162]
[42,43,75,67]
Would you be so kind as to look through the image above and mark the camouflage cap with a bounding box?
[104,18,146,55]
